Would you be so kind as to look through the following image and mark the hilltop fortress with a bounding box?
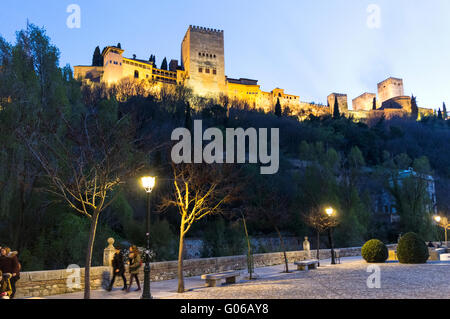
[74,25,433,119]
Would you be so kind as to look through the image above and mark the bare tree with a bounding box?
[160,162,239,293]
[248,184,292,273]
[21,100,149,299]
[303,207,339,264]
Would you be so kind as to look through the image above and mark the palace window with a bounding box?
[199,67,203,73]
[213,69,217,75]
[134,70,139,79]
[205,68,210,73]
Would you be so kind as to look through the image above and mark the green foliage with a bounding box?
[275,98,282,117]
[389,175,436,239]
[150,219,178,261]
[397,232,429,264]
[333,96,340,118]
[92,46,102,66]
[161,57,168,70]
[361,239,388,263]
[201,217,245,258]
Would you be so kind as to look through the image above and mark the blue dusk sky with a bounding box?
[1,0,449,110]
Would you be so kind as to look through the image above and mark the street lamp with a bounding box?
[141,176,156,300]
[433,215,449,247]
[326,207,337,265]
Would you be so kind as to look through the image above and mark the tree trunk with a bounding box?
[177,221,186,293]
[242,215,253,279]
[328,228,335,265]
[316,230,320,267]
[84,210,100,299]
[274,226,289,273]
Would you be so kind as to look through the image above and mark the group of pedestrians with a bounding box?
[0,246,21,299]
[107,244,142,292]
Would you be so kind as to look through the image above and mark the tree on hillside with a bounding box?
[184,102,192,132]
[443,102,448,119]
[411,95,419,119]
[389,173,436,240]
[275,98,282,117]
[92,46,102,66]
[117,43,121,49]
[336,146,369,246]
[0,24,69,251]
[333,96,340,119]
[303,207,339,264]
[246,173,293,273]
[438,108,443,120]
[149,54,156,65]
[160,163,239,293]
[161,57,168,70]
[22,94,149,299]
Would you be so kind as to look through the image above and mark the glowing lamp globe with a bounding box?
[141,176,156,193]
[326,207,334,217]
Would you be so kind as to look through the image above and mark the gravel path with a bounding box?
[165,259,450,299]
[45,257,450,299]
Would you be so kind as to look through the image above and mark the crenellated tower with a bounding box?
[181,25,226,96]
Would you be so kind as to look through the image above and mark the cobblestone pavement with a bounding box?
[45,257,450,299]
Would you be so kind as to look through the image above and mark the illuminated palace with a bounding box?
[74,25,434,119]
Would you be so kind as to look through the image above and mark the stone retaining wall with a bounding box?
[16,245,397,298]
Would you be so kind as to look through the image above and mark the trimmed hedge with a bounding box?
[397,232,429,264]
[361,239,388,263]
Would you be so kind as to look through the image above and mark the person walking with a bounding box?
[0,270,12,299]
[0,247,20,299]
[126,245,141,292]
[107,245,127,291]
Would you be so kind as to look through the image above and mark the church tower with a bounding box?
[181,25,226,97]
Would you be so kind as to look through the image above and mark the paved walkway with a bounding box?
[44,257,450,299]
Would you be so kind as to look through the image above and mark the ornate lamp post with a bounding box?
[434,215,449,247]
[326,207,337,265]
[141,176,156,299]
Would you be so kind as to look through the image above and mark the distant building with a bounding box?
[73,25,434,120]
[374,168,437,224]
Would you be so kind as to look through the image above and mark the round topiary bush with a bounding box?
[397,232,429,264]
[361,239,388,263]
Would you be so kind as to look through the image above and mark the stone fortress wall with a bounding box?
[73,26,435,120]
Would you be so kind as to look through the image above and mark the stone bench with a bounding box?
[440,253,450,261]
[294,259,319,271]
[429,248,447,261]
[201,271,241,287]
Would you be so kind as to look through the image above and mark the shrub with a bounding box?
[397,232,429,264]
[361,239,388,263]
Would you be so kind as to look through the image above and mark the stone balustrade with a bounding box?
[15,241,399,299]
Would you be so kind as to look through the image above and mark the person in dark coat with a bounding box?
[107,245,127,291]
[0,247,9,273]
[126,245,141,292]
[0,247,20,299]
